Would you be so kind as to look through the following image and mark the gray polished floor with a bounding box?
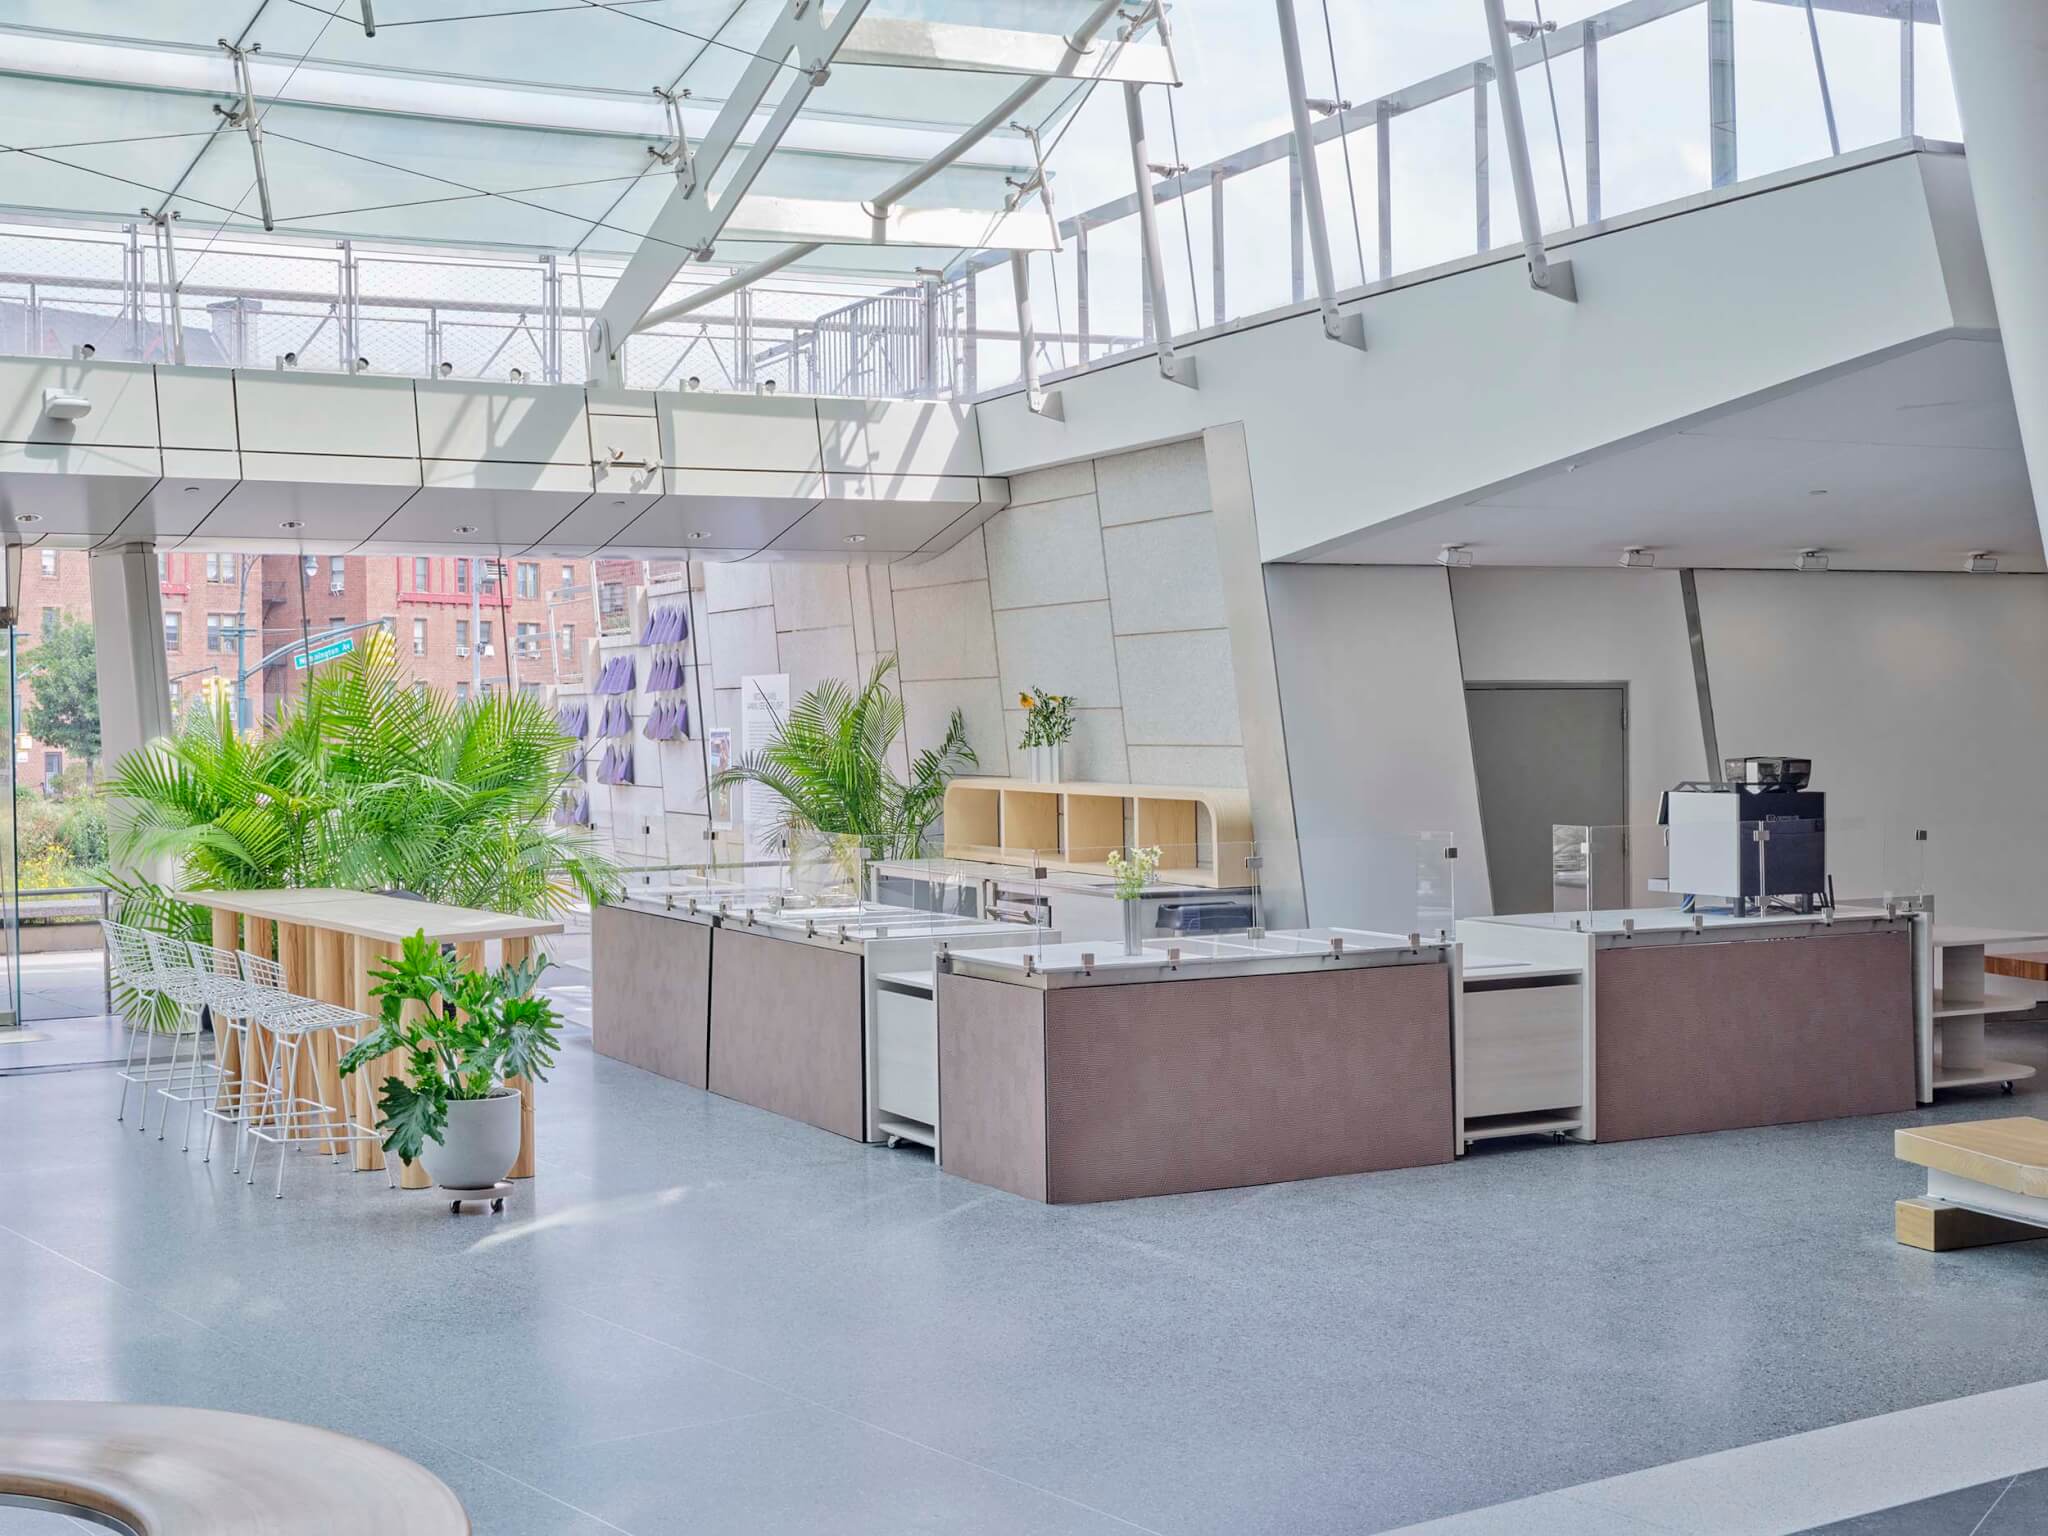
[5,1022,2048,1535]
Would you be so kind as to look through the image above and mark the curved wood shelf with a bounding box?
[940,777,1253,888]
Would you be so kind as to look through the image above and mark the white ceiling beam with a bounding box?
[726,194,1059,251]
[0,27,1024,171]
[588,0,874,384]
[837,17,1177,85]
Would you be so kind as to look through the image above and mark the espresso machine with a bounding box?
[1660,757,1826,914]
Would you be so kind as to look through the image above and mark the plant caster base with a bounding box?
[445,1181,513,1215]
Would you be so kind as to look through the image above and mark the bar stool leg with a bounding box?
[248,1042,285,1187]
[155,1016,191,1143]
[180,1009,210,1153]
[273,1036,301,1199]
[114,1014,145,1122]
[135,1025,158,1134]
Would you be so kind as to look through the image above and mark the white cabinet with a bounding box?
[874,982,939,1134]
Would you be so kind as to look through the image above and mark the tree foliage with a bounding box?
[708,655,975,860]
[20,616,101,769]
[103,641,619,925]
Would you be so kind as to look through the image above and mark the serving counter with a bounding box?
[936,931,1456,1204]
[1459,906,1917,1142]
[591,894,717,1089]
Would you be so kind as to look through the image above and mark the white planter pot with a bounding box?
[1029,743,1064,783]
[427,1088,522,1191]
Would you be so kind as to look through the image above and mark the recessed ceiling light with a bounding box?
[13,513,41,525]
[1619,546,1653,569]
[611,500,625,508]
[454,524,478,535]
[183,485,201,493]
[1808,488,1828,496]
[843,533,867,544]
[279,519,304,530]
[687,531,708,541]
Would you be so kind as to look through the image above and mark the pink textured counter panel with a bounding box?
[1592,928,1915,1141]
[592,903,712,1089]
[709,925,867,1141]
[937,961,1455,1204]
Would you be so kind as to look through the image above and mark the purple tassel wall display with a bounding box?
[594,655,636,695]
[645,651,684,693]
[599,696,633,738]
[639,605,689,646]
[596,743,635,785]
[558,701,588,739]
[641,700,692,742]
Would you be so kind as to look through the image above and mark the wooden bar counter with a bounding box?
[173,888,562,1188]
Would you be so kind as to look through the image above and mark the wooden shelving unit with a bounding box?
[939,777,1254,889]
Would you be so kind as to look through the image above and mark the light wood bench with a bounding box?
[0,1403,468,1534]
[1895,1117,2048,1251]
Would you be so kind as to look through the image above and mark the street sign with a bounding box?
[293,636,356,670]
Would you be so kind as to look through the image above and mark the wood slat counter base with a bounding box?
[1895,1118,2048,1251]
[0,1401,468,1534]
[172,889,562,1186]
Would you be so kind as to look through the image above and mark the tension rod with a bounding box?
[214,39,276,232]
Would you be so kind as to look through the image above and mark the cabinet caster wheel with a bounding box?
[2004,1080,2016,1095]
[491,1197,505,1213]
[886,1135,902,1149]
[450,1200,462,1215]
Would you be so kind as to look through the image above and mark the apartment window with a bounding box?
[38,550,55,577]
[205,553,237,583]
[206,613,228,653]
[516,621,540,656]
[478,620,493,652]
[479,561,499,594]
[163,612,181,651]
[303,555,317,579]
[560,564,573,588]
[558,622,575,654]
[328,616,346,634]
[455,682,469,704]
[455,620,469,651]
[156,554,168,583]
[519,682,540,699]
[455,559,469,595]
[329,556,345,595]
[39,607,57,639]
[480,680,494,699]
[413,557,431,592]
[43,751,62,783]
[517,562,539,599]
[412,618,427,656]
[167,679,181,709]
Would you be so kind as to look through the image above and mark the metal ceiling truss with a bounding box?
[589,0,878,385]
[615,0,1157,381]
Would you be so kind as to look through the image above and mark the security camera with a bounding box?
[356,356,371,371]
[41,388,91,421]
[509,367,525,383]
[73,343,95,360]
[438,361,453,377]
[685,376,701,392]
[760,379,777,395]
[279,351,298,368]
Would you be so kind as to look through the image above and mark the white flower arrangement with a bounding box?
[1106,844,1162,900]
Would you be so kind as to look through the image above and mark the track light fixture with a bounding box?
[1619,546,1654,569]
[1795,549,1828,573]
[1966,551,2000,574]
[1436,543,1474,569]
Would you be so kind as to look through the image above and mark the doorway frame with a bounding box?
[1462,679,1632,913]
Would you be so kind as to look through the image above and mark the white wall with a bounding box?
[1449,568,1709,907]
[1696,569,2048,927]
[1264,564,1491,928]
[890,440,1250,790]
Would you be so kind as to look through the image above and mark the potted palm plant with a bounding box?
[710,656,976,878]
[338,931,560,1194]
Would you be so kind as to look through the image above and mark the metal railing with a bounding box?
[12,884,114,1015]
[0,0,1949,403]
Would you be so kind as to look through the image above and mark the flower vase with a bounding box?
[1030,743,1063,784]
[1120,898,1144,957]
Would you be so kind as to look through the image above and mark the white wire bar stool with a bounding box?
[103,920,174,1128]
[183,940,271,1168]
[137,929,214,1143]
[233,948,382,1198]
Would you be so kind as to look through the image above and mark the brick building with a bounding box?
[259,554,591,709]
[9,549,592,795]
[13,548,274,794]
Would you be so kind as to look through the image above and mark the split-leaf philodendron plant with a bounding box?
[337,930,561,1168]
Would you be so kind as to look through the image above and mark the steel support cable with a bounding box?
[1314,0,1368,287]
[1162,86,1202,329]
[1800,0,1842,155]
[1531,0,1576,227]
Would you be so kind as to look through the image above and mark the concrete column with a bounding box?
[1940,1,2048,536]
[90,544,174,879]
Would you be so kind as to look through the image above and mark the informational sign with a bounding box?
[738,674,789,861]
[293,636,356,670]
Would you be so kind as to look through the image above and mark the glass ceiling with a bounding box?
[0,1,1125,278]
